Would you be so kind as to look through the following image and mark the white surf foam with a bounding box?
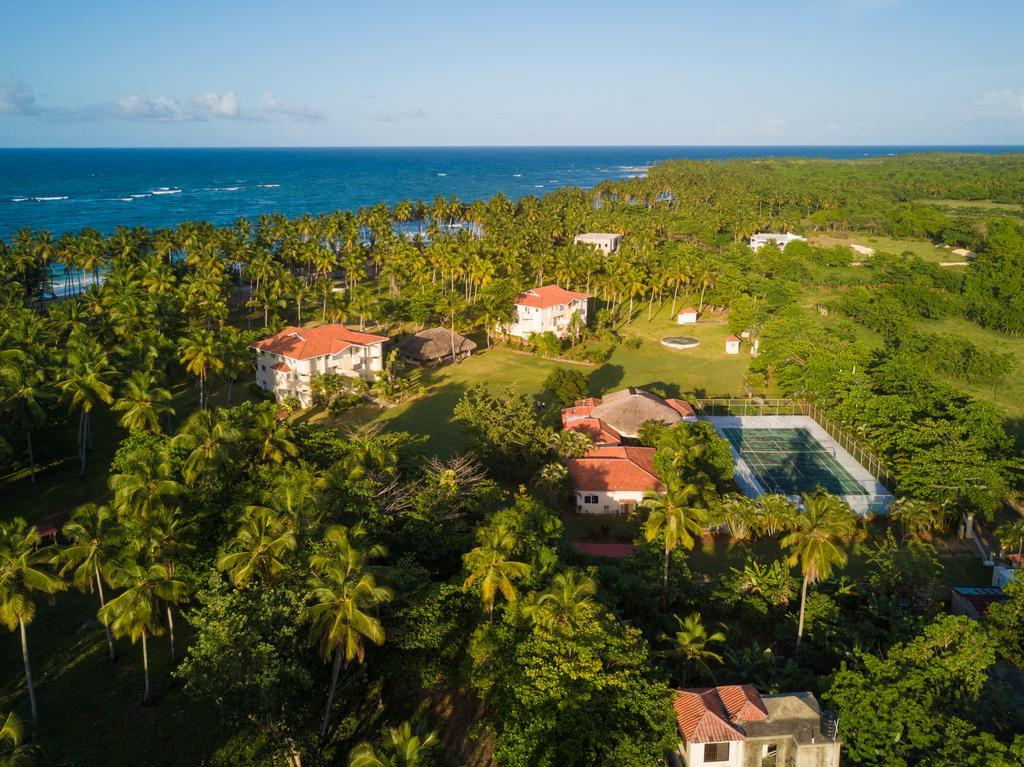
[256,183,280,188]
[151,188,182,195]
[11,197,28,202]
[33,196,69,201]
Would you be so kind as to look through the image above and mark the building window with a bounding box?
[761,743,778,766]
[704,743,730,763]
[583,494,598,504]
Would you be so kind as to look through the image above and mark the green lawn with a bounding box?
[913,316,1024,418]
[916,198,1024,215]
[365,303,754,457]
[809,233,952,263]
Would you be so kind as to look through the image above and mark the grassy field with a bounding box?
[916,198,1024,215]
[914,316,1024,418]
[809,233,953,263]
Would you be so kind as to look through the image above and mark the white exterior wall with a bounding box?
[575,489,647,514]
[681,741,743,767]
[678,310,698,324]
[725,340,741,355]
[255,343,384,406]
[505,298,588,339]
[574,233,621,254]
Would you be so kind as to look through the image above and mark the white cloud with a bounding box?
[977,89,1024,117]
[112,94,189,121]
[194,91,241,118]
[372,106,429,123]
[261,93,325,121]
[0,82,42,116]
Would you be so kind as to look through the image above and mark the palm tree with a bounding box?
[0,519,65,726]
[178,329,223,410]
[109,455,184,521]
[752,494,796,538]
[0,349,48,484]
[55,332,115,475]
[714,494,758,543]
[525,569,597,630]
[112,370,175,433]
[252,407,300,465]
[642,480,708,606]
[170,409,242,486]
[997,519,1024,560]
[57,504,122,661]
[462,525,530,623]
[780,492,857,650]
[99,557,187,704]
[306,525,392,741]
[0,710,33,765]
[348,720,438,767]
[217,506,297,587]
[670,612,725,685]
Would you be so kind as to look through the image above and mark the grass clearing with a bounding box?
[809,233,950,263]
[916,198,1024,215]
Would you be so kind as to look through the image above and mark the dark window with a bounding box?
[704,743,730,762]
[761,743,778,766]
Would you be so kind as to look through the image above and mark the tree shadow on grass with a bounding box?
[379,381,470,460]
[587,363,624,396]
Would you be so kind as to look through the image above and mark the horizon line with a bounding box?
[2,143,1024,151]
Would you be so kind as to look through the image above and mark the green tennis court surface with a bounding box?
[722,427,867,496]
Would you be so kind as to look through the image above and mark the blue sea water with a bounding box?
[1,145,1021,239]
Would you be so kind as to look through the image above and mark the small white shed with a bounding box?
[676,307,698,325]
[725,336,741,355]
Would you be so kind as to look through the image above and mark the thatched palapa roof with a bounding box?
[398,327,477,362]
[590,388,682,438]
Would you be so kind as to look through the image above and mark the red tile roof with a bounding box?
[726,335,741,342]
[665,398,697,420]
[270,361,292,372]
[561,397,602,426]
[566,417,623,445]
[515,285,591,309]
[567,446,663,493]
[673,685,767,744]
[255,325,388,360]
[680,306,697,314]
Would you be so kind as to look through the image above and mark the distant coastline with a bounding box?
[2,145,1022,238]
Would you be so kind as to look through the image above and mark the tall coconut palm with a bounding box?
[0,519,65,726]
[217,506,297,588]
[642,479,708,607]
[57,504,122,661]
[670,612,725,685]
[462,525,530,623]
[252,407,300,465]
[348,720,439,767]
[0,348,48,484]
[112,370,175,433]
[170,409,242,486]
[55,332,115,475]
[526,569,597,630]
[108,455,184,522]
[99,557,187,704]
[178,329,223,410]
[780,492,857,650]
[306,525,392,741]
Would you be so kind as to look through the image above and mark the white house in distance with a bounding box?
[574,232,622,255]
[567,446,664,514]
[674,685,840,767]
[725,336,741,355]
[254,324,389,406]
[749,232,807,252]
[503,285,592,339]
[677,306,699,325]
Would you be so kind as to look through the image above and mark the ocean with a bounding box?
[1,145,1021,239]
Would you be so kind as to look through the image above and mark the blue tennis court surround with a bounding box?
[721,427,867,497]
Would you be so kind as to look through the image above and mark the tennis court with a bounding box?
[721,427,867,497]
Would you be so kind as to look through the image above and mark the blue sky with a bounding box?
[1,0,1023,147]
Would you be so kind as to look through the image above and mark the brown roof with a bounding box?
[270,361,292,372]
[674,685,768,744]
[565,417,623,445]
[726,335,741,342]
[590,388,683,438]
[255,324,388,360]
[398,327,477,362]
[679,306,697,314]
[515,285,591,309]
[665,398,697,420]
[567,446,663,493]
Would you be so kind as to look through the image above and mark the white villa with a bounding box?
[574,232,622,255]
[749,232,807,252]
[567,445,664,515]
[502,285,592,339]
[725,335,741,355]
[674,685,840,767]
[254,324,388,407]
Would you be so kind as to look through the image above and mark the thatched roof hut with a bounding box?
[398,327,477,364]
[590,388,682,438]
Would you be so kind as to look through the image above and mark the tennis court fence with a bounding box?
[695,398,896,493]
